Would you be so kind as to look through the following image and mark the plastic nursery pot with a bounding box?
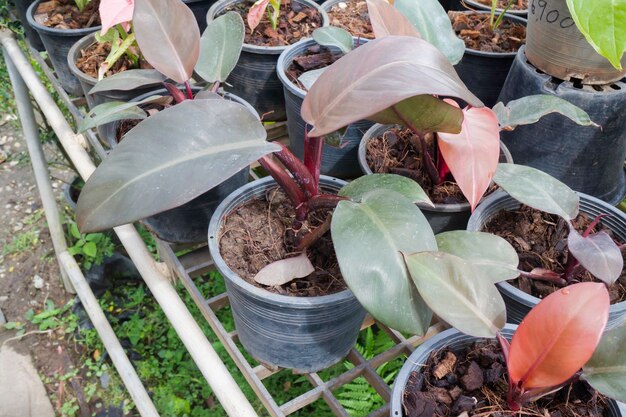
[276,37,372,179]
[452,11,527,107]
[390,325,626,417]
[101,86,255,244]
[207,175,367,372]
[525,0,626,84]
[206,0,329,122]
[359,123,513,234]
[26,0,101,96]
[67,33,162,110]
[448,0,528,17]
[63,175,84,210]
[182,0,216,33]
[467,190,626,328]
[497,46,626,205]
[14,0,45,51]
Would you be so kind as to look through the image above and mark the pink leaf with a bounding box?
[508,282,609,390]
[247,0,270,32]
[437,100,500,211]
[366,0,421,38]
[99,0,134,34]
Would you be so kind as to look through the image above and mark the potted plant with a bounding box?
[75,35,522,369]
[26,0,101,95]
[206,0,329,121]
[320,0,374,39]
[300,14,594,233]
[276,26,374,178]
[449,0,528,17]
[391,282,626,417]
[77,1,256,244]
[13,0,46,50]
[449,5,527,106]
[525,0,626,84]
[467,162,626,327]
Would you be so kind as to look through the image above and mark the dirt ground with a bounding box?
[0,116,94,415]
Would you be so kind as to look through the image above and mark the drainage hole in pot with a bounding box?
[572,78,584,89]
[534,67,545,75]
[610,84,622,90]
[544,77,564,91]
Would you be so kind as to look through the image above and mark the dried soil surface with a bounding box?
[484,205,626,303]
[327,0,374,39]
[366,127,466,204]
[227,0,323,47]
[34,0,101,29]
[75,41,145,79]
[285,45,343,90]
[403,340,608,417]
[450,11,526,53]
[218,187,346,296]
[473,0,527,10]
[0,121,100,413]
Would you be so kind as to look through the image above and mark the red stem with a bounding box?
[258,156,307,222]
[184,81,193,100]
[583,214,609,237]
[304,129,323,195]
[163,82,186,104]
[273,143,317,198]
[518,270,567,286]
[308,194,348,212]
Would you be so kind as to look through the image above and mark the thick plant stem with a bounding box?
[274,143,317,198]
[518,270,567,286]
[308,194,348,213]
[304,129,323,195]
[163,82,186,103]
[391,105,440,184]
[259,156,307,223]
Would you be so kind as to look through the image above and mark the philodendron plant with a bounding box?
[468,281,626,410]
[76,30,527,338]
[302,25,596,212]
[78,0,245,132]
[491,163,624,287]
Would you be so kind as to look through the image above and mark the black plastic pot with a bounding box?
[525,0,626,84]
[276,37,371,179]
[359,123,513,234]
[497,46,626,205]
[183,0,215,33]
[448,0,527,16]
[451,11,527,107]
[391,325,626,417]
[14,0,45,51]
[101,86,256,243]
[26,0,101,96]
[208,176,366,372]
[67,33,162,110]
[206,0,328,121]
[63,175,84,210]
[467,190,626,328]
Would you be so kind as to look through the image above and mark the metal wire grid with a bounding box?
[156,241,445,417]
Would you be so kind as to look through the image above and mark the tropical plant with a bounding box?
[78,0,246,132]
[248,0,281,32]
[493,282,626,409]
[490,163,624,287]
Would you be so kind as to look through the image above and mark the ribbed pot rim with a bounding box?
[206,0,329,55]
[207,175,358,307]
[358,123,514,213]
[27,0,102,35]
